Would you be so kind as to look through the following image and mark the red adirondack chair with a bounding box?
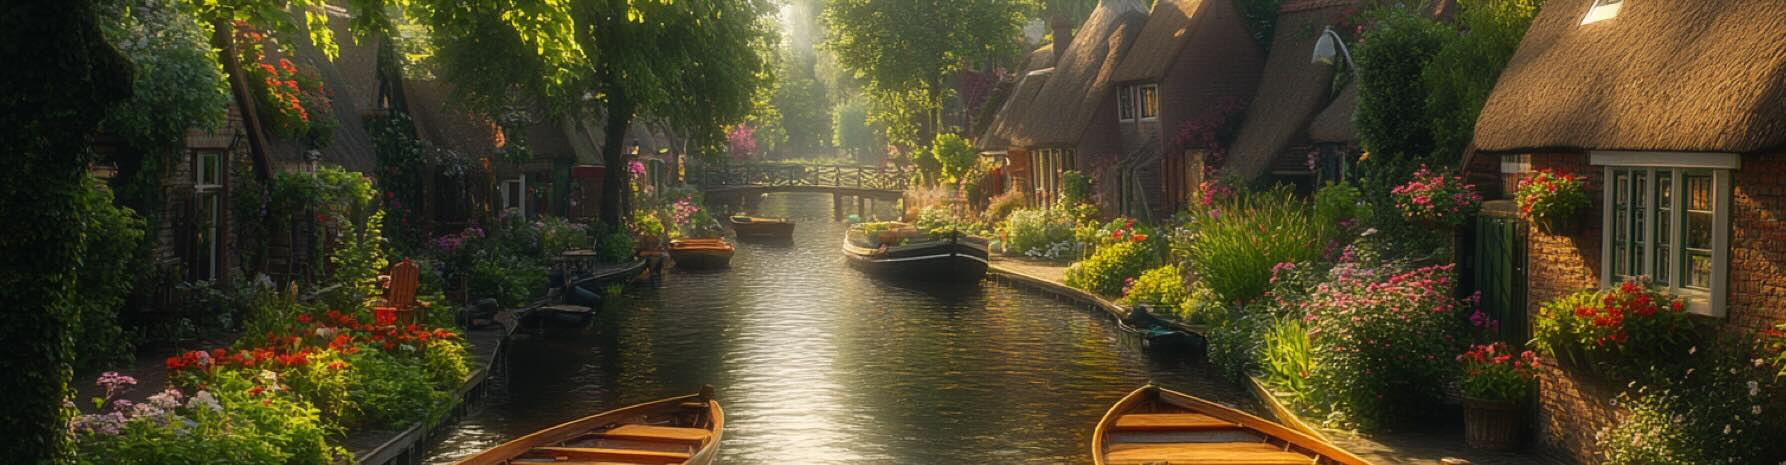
[372,259,427,325]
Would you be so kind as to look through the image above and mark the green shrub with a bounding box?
[538,216,592,257]
[1260,316,1313,400]
[1120,265,1191,319]
[1064,240,1160,297]
[347,352,445,428]
[913,205,971,235]
[1312,182,1365,230]
[1188,187,1328,304]
[1002,208,1076,260]
[1206,305,1268,380]
[422,339,471,389]
[982,189,1027,224]
[468,253,545,308]
[1060,170,1094,207]
[73,175,146,370]
[1596,341,1786,465]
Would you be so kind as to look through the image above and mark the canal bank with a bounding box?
[421,192,1254,465]
[985,256,1565,465]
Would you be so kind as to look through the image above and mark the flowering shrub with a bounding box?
[1389,165,1481,228]
[1120,264,1192,321]
[1187,187,1330,305]
[1001,208,1076,261]
[1515,169,1589,222]
[1064,240,1161,298]
[537,217,592,257]
[72,371,343,465]
[1457,342,1539,402]
[1595,342,1786,465]
[1767,324,1786,379]
[631,210,667,239]
[1531,278,1697,375]
[239,49,334,144]
[1304,262,1468,429]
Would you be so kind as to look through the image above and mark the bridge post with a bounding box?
[833,192,844,221]
[856,195,865,218]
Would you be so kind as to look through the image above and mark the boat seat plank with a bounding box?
[526,446,690,464]
[1112,413,1243,432]
[596,425,711,444]
[1105,442,1314,465]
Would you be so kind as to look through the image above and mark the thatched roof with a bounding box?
[1008,0,1149,147]
[405,79,501,157]
[1112,0,1204,83]
[271,5,381,173]
[978,68,1053,151]
[979,43,1061,151]
[1308,81,1357,143]
[1221,2,1350,180]
[1474,0,1786,154]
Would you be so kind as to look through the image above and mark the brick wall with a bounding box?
[1521,151,1786,463]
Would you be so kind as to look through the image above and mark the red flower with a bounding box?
[297,314,313,324]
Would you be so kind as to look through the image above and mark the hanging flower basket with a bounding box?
[1518,169,1589,235]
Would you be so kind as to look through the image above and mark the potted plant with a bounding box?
[631,211,666,251]
[1458,342,1539,450]
[1516,169,1589,235]
[1390,165,1482,229]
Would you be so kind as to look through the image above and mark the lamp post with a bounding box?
[1311,25,1358,73]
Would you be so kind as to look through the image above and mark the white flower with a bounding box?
[1723,424,1732,435]
[1750,381,1762,397]
[1690,346,1698,354]
[1754,405,1764,415]
[1756,358,1767,368]
[147,389,184,409]
[187,391,221,413]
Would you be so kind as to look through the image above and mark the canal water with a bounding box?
[423,192,1253,465]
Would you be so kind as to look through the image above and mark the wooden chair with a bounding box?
[372,259,428,325]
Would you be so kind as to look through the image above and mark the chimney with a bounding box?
[1052,18,1073,65]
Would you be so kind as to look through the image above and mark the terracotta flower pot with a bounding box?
[1463,397,1524,450]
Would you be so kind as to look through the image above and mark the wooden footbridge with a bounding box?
[689,164,910,218]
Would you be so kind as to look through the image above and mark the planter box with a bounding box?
[1463,397,1524,450]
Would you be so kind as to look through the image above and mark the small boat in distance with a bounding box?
[1093,385,1372,465]
[728,214,795,239]
[669,238,735,269]
[842,222,988,281]
[453,386,724,465]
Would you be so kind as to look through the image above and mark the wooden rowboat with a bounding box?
[728,215,795,239]
[668,238,734,269]
[1094,385,1372,465]
[454,387,724,465]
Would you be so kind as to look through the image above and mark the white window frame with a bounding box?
[1593,151,1736,317]
[1582,0,1621,25]
[192,151,223,281]
[1118,85,1137,122]
[1138,84,1160,121]
[500,175,527,217]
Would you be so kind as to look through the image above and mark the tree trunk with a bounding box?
[212,19,275,182]
[599,96,638,228]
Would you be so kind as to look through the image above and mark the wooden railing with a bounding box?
[690,164,909,192]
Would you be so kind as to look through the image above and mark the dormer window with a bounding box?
[1582,0,1621,25]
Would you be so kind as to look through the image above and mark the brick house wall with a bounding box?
[1517,151,1786,463]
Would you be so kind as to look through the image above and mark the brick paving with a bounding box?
[987,254,1572,465]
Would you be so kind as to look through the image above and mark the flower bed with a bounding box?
[1302,262,1469,429]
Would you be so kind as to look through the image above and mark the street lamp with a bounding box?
[1311,26,1358,73]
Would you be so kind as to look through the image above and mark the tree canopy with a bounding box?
[822,0,1030,151]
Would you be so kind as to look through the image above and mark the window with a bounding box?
[1118,85,1137,121]
[191,151,223,281]
[1138,85,1159,120]
[500,176,526,216]
[1594,151,1734,316]
[1582,0,1621,25]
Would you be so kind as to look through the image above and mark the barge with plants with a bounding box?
[842,222,989,281]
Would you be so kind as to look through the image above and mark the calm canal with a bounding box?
[423,192,1253,465]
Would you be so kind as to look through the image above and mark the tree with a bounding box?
[822,0,1030,151]
[0,0,134,461]
[408,0,775,227]
[1422,0,1542,161]
[928,133,978,185]
[774,53,833,153]
[1353,9,1448,219]
[833,96,878,161]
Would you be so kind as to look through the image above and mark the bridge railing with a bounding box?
[691,164,909,192]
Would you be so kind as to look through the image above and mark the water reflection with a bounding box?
[424,193,1250,465]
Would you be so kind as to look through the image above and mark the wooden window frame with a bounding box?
[1138,84,1159,121]
[1594,151,1735,317]
[1118,85,1137,122]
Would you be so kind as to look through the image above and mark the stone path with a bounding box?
[986,254,1572,465]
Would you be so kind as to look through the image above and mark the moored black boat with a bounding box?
[841,222,988,281]
[729,215,796,239]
